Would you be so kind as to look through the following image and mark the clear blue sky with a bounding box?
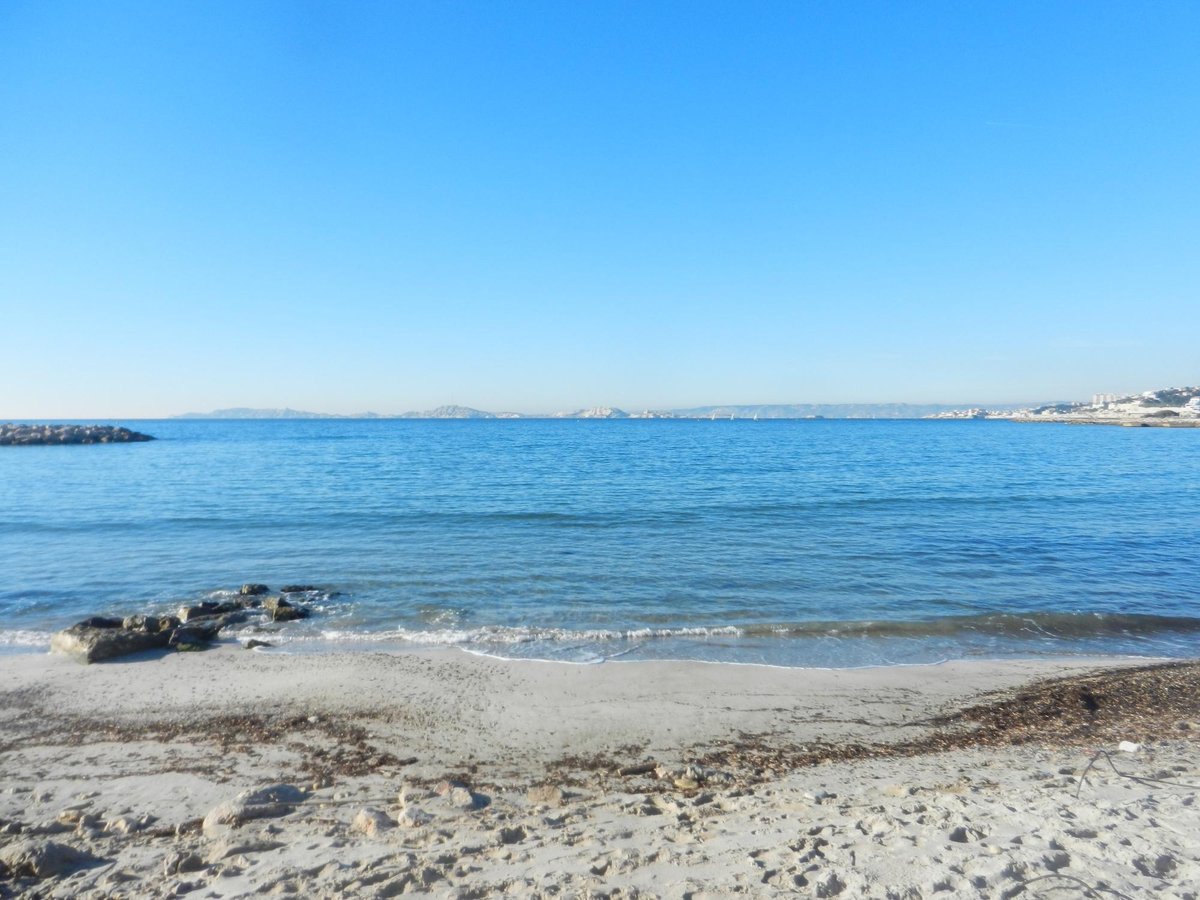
[2,1,1197,416]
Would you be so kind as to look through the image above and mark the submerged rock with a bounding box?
[264,596,310,622]
[240,583,270,596]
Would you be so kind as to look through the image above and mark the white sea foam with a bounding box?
[0,629,52,648]
[302,624,747,647]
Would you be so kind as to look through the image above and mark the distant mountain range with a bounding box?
[395,405,525,419]
[175,407,372,419]
[175,402,1035,420]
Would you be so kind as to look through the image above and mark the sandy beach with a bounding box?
[1,647,1198,898]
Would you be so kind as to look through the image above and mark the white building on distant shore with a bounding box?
[1091,393,1118,406]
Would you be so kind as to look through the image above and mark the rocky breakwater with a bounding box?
[0,423,154,445]
[50,583,317,664]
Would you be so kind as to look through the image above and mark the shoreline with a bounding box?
[1008,416,1200,428]
[10,603,1200,669]
[7,631,1200,674]
[2,648,1198,897]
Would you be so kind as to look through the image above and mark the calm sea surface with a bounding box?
[2,419,1198,666]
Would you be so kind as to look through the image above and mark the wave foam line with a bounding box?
[0,630,54,648]
[302,611,1200,647]
[6,611,1198,654]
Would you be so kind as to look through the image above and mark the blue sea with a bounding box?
[1,419,1198,667]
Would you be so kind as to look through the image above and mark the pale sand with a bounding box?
[1,647,1197,898]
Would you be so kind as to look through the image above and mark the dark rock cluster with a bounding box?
[50,584,317,663]
[0,424,154,445]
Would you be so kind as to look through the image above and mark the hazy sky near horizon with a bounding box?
[2,1,1197,417]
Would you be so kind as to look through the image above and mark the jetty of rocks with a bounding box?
[0,424,155,445]
[50,584,318,663]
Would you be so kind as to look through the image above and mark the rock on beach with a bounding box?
[202,785,308,834]
[50,620,173,663]
[352,807,395,836]
[0,839,104,879]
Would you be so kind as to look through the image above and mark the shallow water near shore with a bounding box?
[1,418,1198,666]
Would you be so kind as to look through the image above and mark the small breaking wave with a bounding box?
[258,614,1200,657]
[292,611,1200,647]
[0,629,53,651]
[757,612,1200,640]
[0,629,53,647]
[303,624,744,647]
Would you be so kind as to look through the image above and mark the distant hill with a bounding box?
[396,405,496,419]
[174,408,375,419]
[553,407,630,419]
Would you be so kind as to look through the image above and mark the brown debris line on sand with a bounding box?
[0,707,417,783]
[2,659,1197,790]
[923,660,1200,745]
[674,662,1200,783]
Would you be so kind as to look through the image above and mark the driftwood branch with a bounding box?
[1074,749,1198,800]
[1021,872,1135,899]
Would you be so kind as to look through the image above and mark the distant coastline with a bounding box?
[166,383,1197,423]
[1009,417,1200,428]
[174,401,1038,421]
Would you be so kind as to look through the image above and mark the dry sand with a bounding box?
[1,647,1197,898]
